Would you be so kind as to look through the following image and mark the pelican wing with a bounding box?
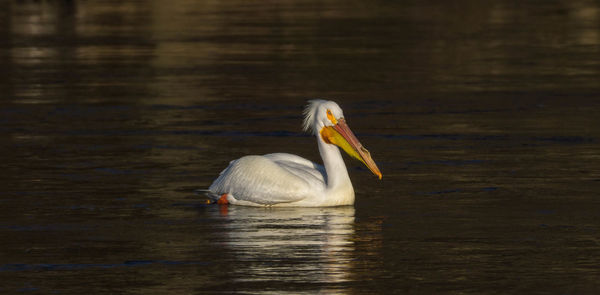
[264,153,326,183]
[208,154,326,205]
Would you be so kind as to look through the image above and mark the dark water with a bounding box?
[2,0,600,293]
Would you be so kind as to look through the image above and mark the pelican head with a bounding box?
[303,99,382,179]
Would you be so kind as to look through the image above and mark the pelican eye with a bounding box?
[326,109,338,125]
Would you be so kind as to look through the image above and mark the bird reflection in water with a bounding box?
[215,206,356,287]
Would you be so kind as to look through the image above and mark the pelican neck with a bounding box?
[317,134,351,189]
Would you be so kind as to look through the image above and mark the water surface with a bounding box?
[1,0,600,293]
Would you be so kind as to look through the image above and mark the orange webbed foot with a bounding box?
[217,193,229,205]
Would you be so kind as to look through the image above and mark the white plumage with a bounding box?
[207,100,381,207]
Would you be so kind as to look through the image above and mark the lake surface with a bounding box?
[1,0,600,293]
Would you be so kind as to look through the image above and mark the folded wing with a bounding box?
[208,154,326,205]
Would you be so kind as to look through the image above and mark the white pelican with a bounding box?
[206,99,381,207]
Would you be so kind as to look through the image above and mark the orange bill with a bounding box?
[321,118,382,179]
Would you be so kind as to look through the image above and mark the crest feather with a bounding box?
[302,99,326,134]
